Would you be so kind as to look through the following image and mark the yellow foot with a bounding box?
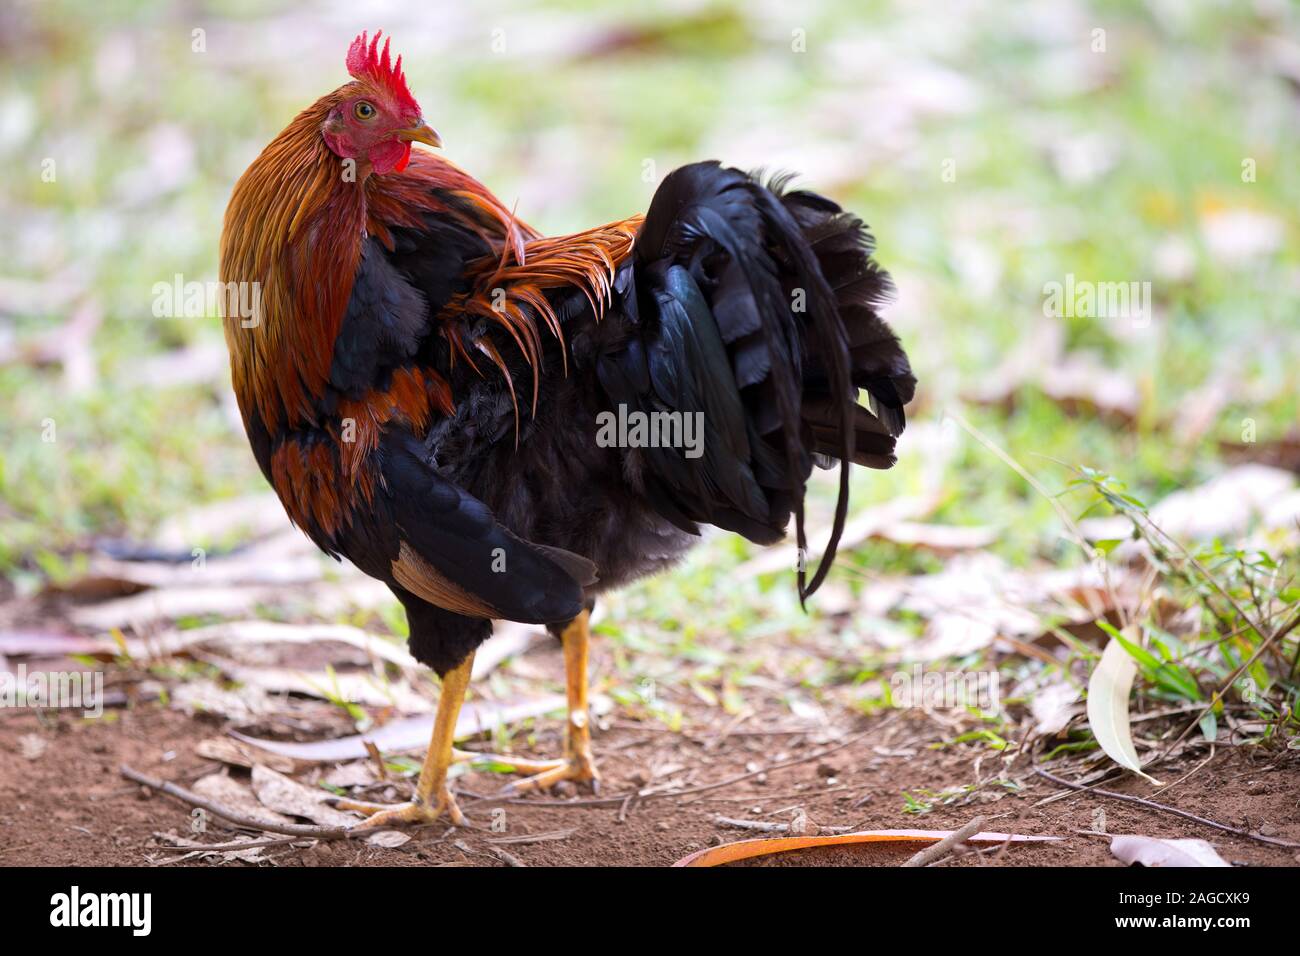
[332,790,465,830]
[499,748,600,796]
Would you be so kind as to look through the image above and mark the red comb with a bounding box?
[346,30,419,114]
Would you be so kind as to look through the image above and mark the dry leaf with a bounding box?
[1080,465,1295,545]
[194,737,297,774]
[911,613,1001,660]
[211,661,431,714]
[1037,356,1141,423]
[129,343,228,390]
[190,771,295,828]
[155,620,417,670]
[881,554,1115,661]
[1222,429,1300,474]
[471,620,546,680]
[18,733,48,760]
[153,830,267,864]
[674,828,1061,867]
[169,678,276,721]
[48,620,422,684]
[152,493,289,551]
[1031,681,1082,736]
[70,586,285,630]
[45,552,323,598]
[321,762,377,789]
[365,830,412,848]
[738,494,941,577]
[249,765,357,829]
[1087,635,1161,784]
[1110,835,1230,867]
[869,522,998,554]
[205,768,406,847]
[0,630,110,657]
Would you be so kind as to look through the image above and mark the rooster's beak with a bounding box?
[396,122,442,149]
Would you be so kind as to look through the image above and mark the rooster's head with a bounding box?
[322,30,440,175]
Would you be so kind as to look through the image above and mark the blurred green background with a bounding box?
[1,0,1297,618]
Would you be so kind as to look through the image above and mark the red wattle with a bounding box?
[394,142,412,173]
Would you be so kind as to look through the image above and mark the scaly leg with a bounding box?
[504,609,600,794]
[334,651,475,829]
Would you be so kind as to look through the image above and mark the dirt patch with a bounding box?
[2,640,1297,867]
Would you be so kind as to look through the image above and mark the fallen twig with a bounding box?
[364,740,389,781]
[486,845,526,867]
[617,792,636,822]
[902,815,987,867]
[120,764,407,843]
[716,816,790,833]
[152,833,313,853]
[715,815,856,835]
[1034,766,1300,848]
[484,828,577,846]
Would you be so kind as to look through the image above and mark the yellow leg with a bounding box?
[334,651,475,829]
[504,609,600,795]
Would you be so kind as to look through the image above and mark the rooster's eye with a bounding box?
[354,101,377,121]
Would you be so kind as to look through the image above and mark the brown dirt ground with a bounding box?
[2,637,1298,868]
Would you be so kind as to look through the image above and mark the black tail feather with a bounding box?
[605,161,915,601]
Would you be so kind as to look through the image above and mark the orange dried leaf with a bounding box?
[673,828,1061,867]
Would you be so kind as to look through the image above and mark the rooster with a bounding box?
[220,31,915,829]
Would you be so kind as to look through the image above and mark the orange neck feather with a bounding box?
[220,91,366,431]
[221,90,644,440]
